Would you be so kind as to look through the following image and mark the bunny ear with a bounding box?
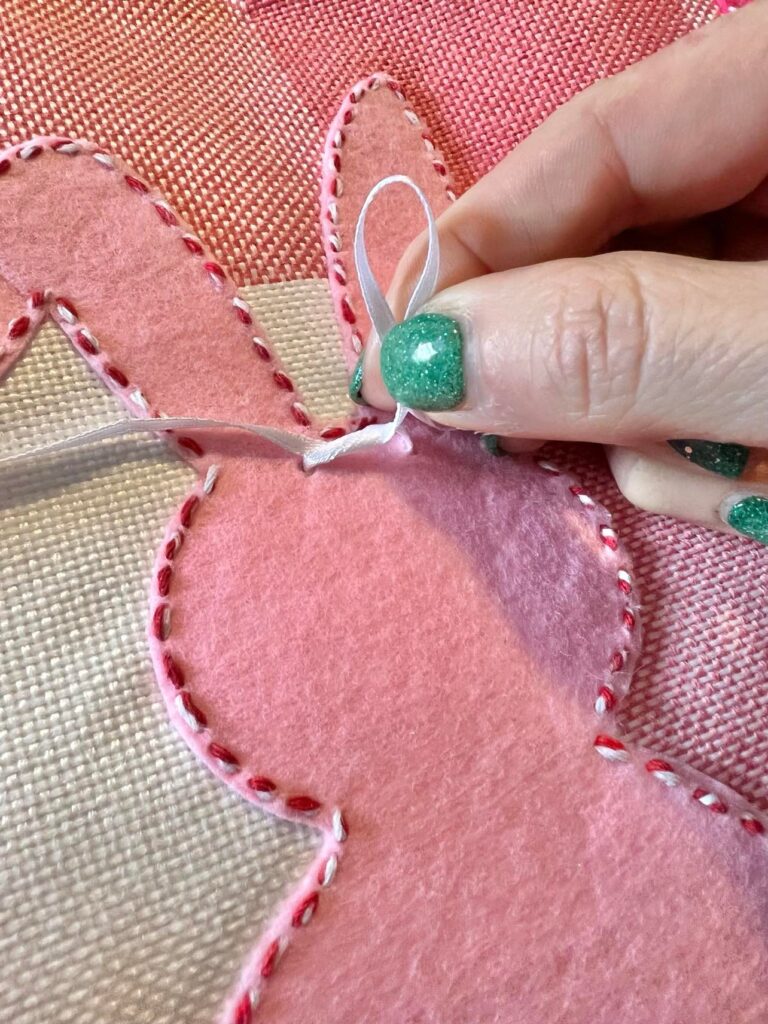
[0,139,311,432]
[320,75,454,369]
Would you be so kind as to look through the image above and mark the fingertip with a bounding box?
[352,333,396,411]
[497,437,544,454]
[606,445,756,535]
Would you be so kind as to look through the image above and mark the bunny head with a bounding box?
[2,69,768,1024]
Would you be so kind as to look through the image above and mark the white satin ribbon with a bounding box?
[0,174,438,473]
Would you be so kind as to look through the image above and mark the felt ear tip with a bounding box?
[321,71,456,419]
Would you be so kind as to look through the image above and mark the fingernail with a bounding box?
[380,312,464,411]
[481,434,501,455]
[348,353,365,405]
[668,439,749,478]
[721,494,768,544]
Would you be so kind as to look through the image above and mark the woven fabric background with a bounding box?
[0,0,716,287]
[0,304,329,1024]
[6,0,768,1021]
[567,451,768,812]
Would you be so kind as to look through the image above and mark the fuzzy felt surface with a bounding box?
[167,428,768,1024]
[2,123,768,1024]
[0,143,296,430]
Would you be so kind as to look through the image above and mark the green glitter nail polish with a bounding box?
[481,434,501,455]
[348,353,365,405]
[725,495,768,545]
[380,312,464,411]
[668,439,749,478]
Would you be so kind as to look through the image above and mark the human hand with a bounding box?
[353,1,768,544]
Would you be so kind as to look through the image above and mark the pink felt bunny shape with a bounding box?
[1,79,768,1024]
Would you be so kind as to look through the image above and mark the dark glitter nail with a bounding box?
[668,439,749,478]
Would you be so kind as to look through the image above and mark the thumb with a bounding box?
[357,251,768,449]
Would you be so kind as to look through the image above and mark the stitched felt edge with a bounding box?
[319,72,456,435]
[0,135,344,1023]
[318,77,768,847]
[0,136,312,433]
[2,117,763,1024]
[148,472,348,1024]
[533,459,767,836]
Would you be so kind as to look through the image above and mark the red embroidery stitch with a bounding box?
[609,651,625,673]
[152,603,168,640]
[291,892,319,928]
[179,495,199,528]
[209,741,240,768]
[203,260,225,280]
[291,402,311,427]
[157,565,172,598]
[260,940,280,978]
[162,651,185,690]
[179,690,207,728]
[247,775,277,795]
[124,173,149,194]
[165,535,182,560]
[105,364,129,387]
[182,235,204,255]
[55,296,78,320]
[7,316,29,340]
[252,340,272,362]
[233,992,253,1024]
[597,686,616,711]
[286,795,322,813]
[693,788,728,814]
[74,329,97,356]
[742,815,765,836]
[234,304,253,326]
[177,436,205,457]
[153,202,177,226]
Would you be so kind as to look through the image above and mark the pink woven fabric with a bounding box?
[0,0,714,286]
[571,448,768,812]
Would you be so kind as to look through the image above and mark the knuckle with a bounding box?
[540,257,649,434]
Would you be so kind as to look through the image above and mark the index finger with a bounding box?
[388,2,768,315]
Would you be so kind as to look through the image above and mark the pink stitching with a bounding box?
[540,457,768,839]
[0,135,308,431]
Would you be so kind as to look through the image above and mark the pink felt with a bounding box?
[161,425,768,1023]
[0,141,298,431]
[320,76,452,370]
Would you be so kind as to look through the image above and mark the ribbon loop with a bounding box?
[353,173,440,339]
